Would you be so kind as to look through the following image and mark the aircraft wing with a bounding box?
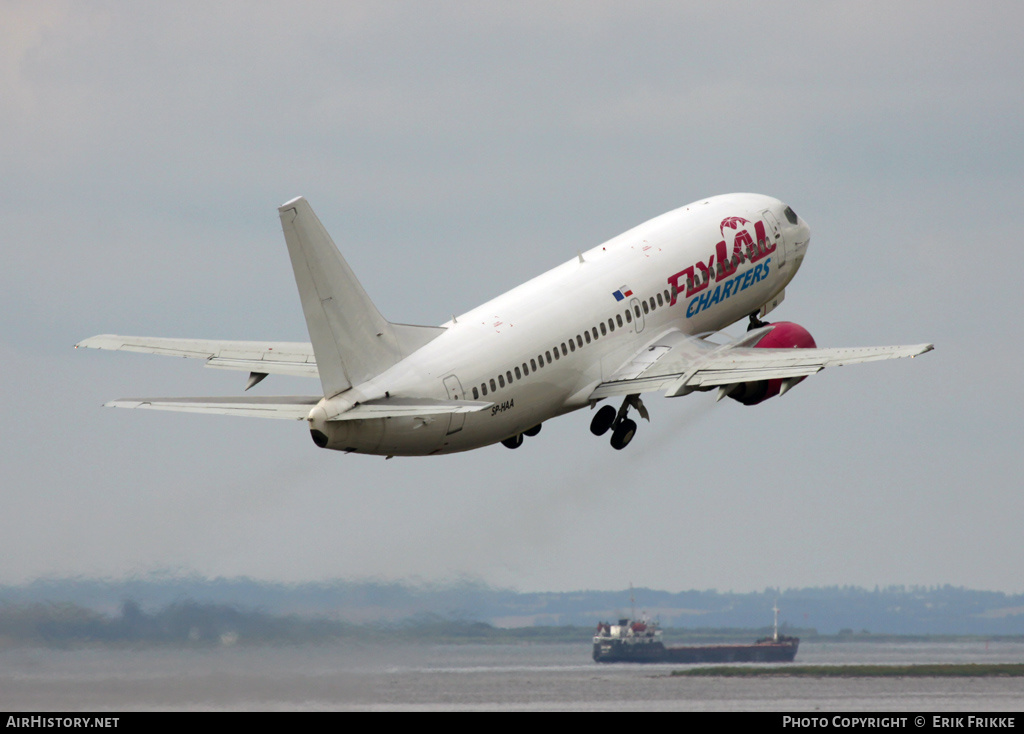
[590,328,933,400]
[76,335,318,378]
[103,395,493,421]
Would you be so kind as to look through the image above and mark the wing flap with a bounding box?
[686,363,824,387]
[205,357,318,377]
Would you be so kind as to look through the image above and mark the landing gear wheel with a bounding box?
[501,434,524,449]
[523,424,542,437]
[610,418,637,450]
[590,405,617,436]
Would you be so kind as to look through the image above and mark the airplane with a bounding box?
[77,193,933,457]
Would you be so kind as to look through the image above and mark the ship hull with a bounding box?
[593,639,798,664]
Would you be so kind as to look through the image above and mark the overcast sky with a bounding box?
[2,1,1022,595]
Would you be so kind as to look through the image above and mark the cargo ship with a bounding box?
[592,604,798,664]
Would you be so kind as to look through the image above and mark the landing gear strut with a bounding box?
[591,394,649,450]
[747,311,771,332]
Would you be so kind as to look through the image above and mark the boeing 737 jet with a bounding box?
[78,194,932,456]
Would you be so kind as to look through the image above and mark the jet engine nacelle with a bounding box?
[726,321,817,406]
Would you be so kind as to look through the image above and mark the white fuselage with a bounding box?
[309,193,810,455]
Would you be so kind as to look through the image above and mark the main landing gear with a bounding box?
[501,423,542,449]
[590,394,649,451]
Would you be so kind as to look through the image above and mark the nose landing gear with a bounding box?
[590,394,648,450]
[747,311,771,332]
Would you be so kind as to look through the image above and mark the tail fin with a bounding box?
[278,197,444,398]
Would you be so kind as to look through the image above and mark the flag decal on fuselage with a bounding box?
[612,285,633,302]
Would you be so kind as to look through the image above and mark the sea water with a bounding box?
[1,640,1021,711]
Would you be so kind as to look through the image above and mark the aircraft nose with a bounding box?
[784,206,810,259]
[793,220,810,252]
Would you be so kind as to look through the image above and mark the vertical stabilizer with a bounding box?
[279,197,442,398]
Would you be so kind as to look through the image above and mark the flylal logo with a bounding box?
[666,216,777,306]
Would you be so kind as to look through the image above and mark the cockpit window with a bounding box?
[784,206,798,225]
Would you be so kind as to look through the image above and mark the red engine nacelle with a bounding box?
[727,321,817,406]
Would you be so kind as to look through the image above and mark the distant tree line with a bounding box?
[1,579,1023,636]
[0,601,583,647]
[0,600,356,646]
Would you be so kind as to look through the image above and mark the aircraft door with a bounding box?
[629,297,645,333]
[442,374,465,435]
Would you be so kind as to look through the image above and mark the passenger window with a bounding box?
[616,314,623,328]
[481,383,487,396]
[531,358,537,371]
[657,292,664,307]
[498,374,505,388]
[569,340,575,353]
[545,350,552,363]
[490,378,496,392]
[592,327,598,340]
[642,300,649,315]
[600,322,607,336]
[515,366,522,379]
[576,335,583,348]
[625,310,632,324]
[561,343,567,356]
[634,305,641,318]
[584,331,591,344]
[473,386,479,399]
[553,348,559,360]
[506,370,513,384]
[664,289,671,303]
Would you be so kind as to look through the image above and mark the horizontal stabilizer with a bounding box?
[102,395,493,422]
[104,396,321,420]
[329,397,493,422]
[76,335,318,378]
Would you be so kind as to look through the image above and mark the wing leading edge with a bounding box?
[590,327,933,400]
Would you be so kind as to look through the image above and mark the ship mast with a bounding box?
[773,601,780,642]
